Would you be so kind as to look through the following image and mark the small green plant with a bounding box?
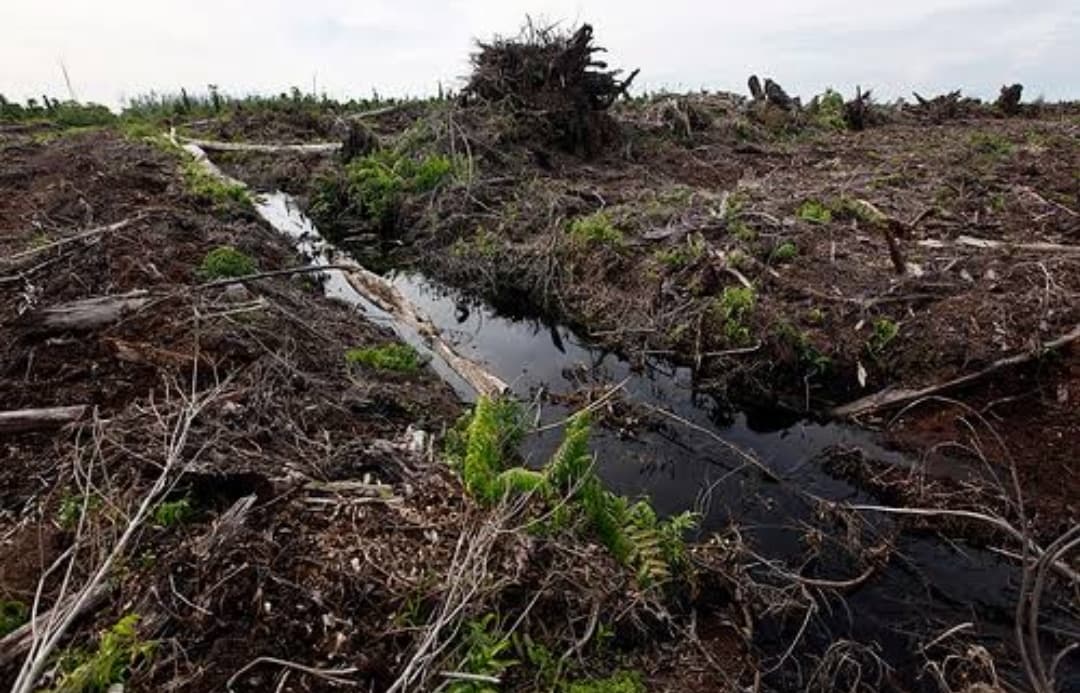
[776,323,831,375]
[809,89,846,131]
[806,307,825,325]
[568,212,624,248]
[654,234,704,269]
[969,132,1013,158]
[867,317,900,355]
[346,343,425,373]
[797,200,832,224]
[564,671,647,693]
[196,246,256,280]
[152,498,193,528]
[772,241,798,263]
[58,494,102,529]
[48,614,155,693]
[714,286,756,346]
[447,614,517,693]
[181,160,251,210]
[729,219,756,242]
[0,600,29,637]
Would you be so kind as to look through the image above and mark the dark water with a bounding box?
[256,191,1077,692]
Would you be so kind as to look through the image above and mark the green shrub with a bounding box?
[569,213,624,248]
[48,614,155,693]
[809,89,846,131]
[346,343,425,373]
[196,246,256,280]
[0,600,28,637]
[181,161,251,209]
[797,200,832,224]
[714,286,756,346]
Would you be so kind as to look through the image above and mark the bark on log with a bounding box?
[19,291,150,333]
[917,236,1080,254]
[832,324,1080,418]
[178,136,341,155]
[0,406,88,435]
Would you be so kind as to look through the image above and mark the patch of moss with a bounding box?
[346,343,425,373]
[969,132,1013,158]
[565,671,647,693]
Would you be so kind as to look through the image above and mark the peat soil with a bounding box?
[0,130,747,690]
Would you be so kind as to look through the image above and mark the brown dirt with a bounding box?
[0,129,745,691]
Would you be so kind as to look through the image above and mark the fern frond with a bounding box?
[463,396,503,504]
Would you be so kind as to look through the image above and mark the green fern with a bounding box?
[451,397,697,586]
[462,397,503,504]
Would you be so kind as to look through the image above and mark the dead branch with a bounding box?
[17,291,151,333]
[2,217,140,266]
[832,323,1080,418]
[917,236,1080,254]
[177,135,341,155]
[0,584,109,667]
[0,406,87,435]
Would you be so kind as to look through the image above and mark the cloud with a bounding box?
[0,0,1076,107]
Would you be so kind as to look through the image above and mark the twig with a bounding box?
[227,657,359,690]
[2,217,140,265]
[832,324,1080,418]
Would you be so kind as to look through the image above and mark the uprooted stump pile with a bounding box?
[463,23,639,156]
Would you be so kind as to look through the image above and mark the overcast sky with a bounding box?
[2,0,1077,108]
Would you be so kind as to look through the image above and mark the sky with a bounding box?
[1,0,1077,108]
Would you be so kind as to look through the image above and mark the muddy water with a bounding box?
[256,192,1076,691]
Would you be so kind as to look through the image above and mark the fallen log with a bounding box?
[341,265,508,398]
[917,236,1080,254]
[832,324,1080,418]
[0,584,110,667]
[0,406,88,435]
[18,290,150,333]
[177,136,341,155]
[181,142,508,398]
